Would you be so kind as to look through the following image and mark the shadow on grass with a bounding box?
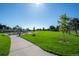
[71,33,79,37]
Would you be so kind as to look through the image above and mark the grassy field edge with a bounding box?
[0,34,11,56]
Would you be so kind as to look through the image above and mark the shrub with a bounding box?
[32,33,36,36]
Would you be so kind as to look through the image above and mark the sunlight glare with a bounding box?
[34,0,41,6]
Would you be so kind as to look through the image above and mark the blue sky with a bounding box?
[0,3,79,29]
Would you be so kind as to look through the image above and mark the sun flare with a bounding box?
[34,0,41,5]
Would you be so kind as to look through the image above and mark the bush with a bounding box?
[32,33,36,36]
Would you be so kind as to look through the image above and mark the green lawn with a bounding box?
[21,31,79,56]
[0,34,11,56]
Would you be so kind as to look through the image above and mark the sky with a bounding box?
[0,3,79,29]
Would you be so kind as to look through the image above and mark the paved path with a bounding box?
[9,35,55,56]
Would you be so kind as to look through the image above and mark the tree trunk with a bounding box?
[74,24,78,34]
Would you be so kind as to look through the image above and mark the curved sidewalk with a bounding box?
[9,35,55,56]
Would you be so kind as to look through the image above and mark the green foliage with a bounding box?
[33,27,35,31]
[21,31,79,56]
[49,25,55,31]
[58,14,70,33]
[71,18,79,34]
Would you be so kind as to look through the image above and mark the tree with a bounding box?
[0,24,3,32]
[71,18,79,34]
[58,14,70,33]
[43,27,45,31]
[0,24,11,32]
[55,26,59,31]
[49,25,55,31]
[0,24,3,29]
[26,28,31,32]
[58,14,70,42]
[33,27,35,32]
[13,25,22,36]
[36,28,42,31]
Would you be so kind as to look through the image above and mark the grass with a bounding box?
[0,33,11,56]
[21,31,79,56]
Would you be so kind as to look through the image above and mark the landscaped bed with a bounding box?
[0,34,11,56]
[21,31,79,56]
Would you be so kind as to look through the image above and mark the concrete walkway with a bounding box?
[9,35,55,56]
